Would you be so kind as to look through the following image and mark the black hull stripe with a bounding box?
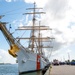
[19,69,42,74]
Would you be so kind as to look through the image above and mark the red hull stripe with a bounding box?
[36,54,40,70]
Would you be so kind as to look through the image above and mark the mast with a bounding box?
[38,21,41,54]
[31,2,35,52]
[16,2,53,54]
[23,2,46,53]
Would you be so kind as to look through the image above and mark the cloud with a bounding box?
[12,14,30,27]
[5,0,17,2]
[45,0,68,19]
[66,49,72,53]
[33,1,75,59]
[9,0,75,57]
[24,0,48,7]
[41,0,75,51]
[5,0,12,2]
[0,49,16,64]
[0,55,2,59]
[23,0,75,50]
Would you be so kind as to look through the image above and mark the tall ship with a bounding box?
[0,3,53,75]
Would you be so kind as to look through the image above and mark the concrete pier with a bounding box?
[45,65,75,75]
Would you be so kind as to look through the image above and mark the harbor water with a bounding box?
[0,64,42,75]
[0,64,18,75]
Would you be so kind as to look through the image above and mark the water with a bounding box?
[0,64,42,75]
[0,64,18,75]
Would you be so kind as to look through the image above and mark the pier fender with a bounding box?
[42,63,51,75]
[36,54,40,70]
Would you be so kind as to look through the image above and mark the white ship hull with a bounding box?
[0,3,51,75]
[17,49,49,74]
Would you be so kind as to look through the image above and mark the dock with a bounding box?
[45,65,75,75]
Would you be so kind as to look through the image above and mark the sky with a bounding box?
[0,0,75,63]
